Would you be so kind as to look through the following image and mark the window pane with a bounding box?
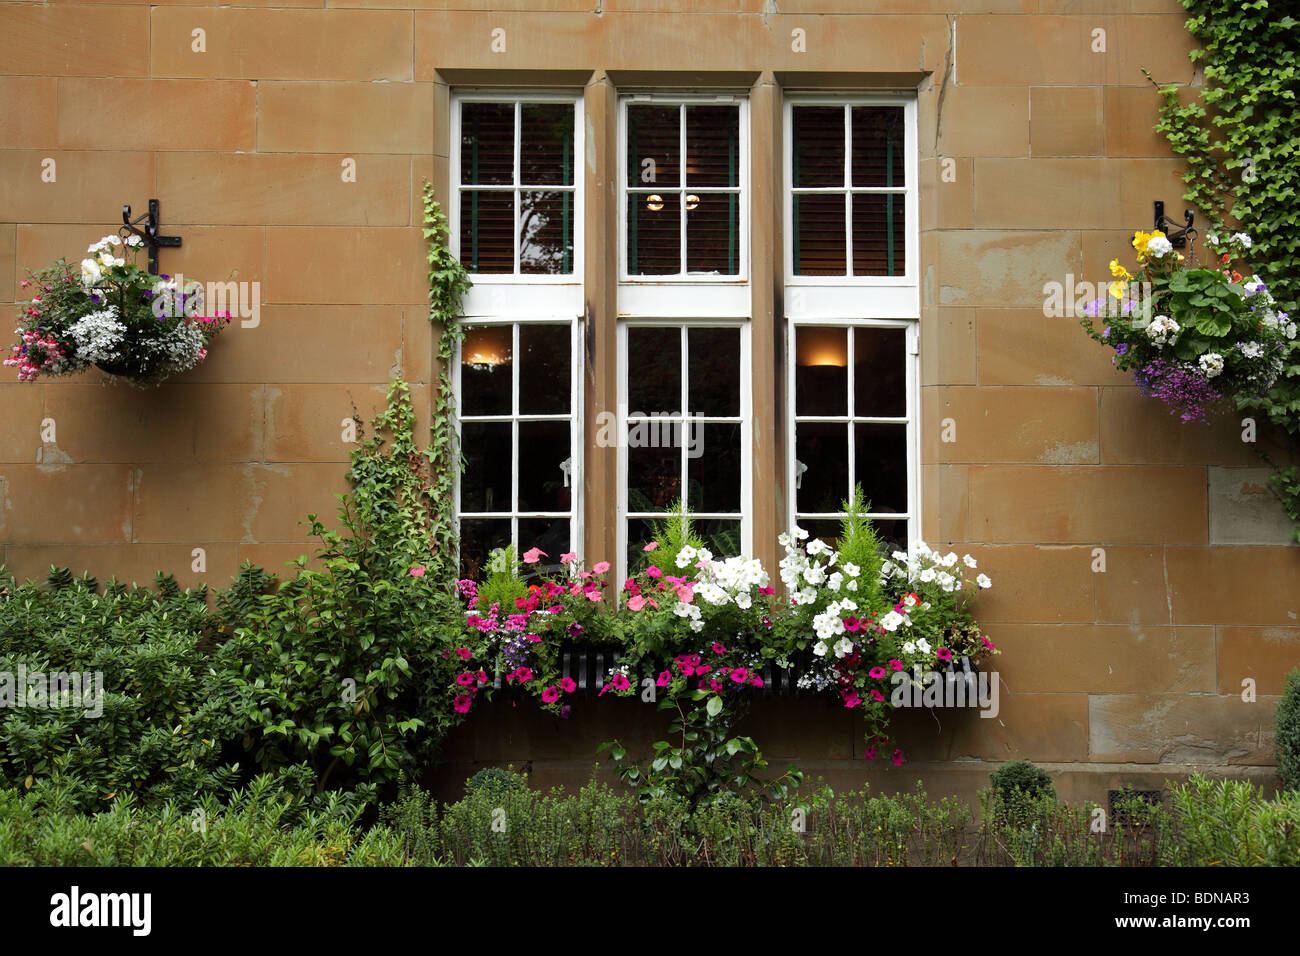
[686,192,738,275]
[518,518,569,569]
[459,517,511,578]
[853,327,906,418]
[521,103,574,186]
[688,422,741,513]
[854,422,908,514]
[869,518,908,552]
[695,518,742,558]
[852,193,906,277]
[794,326,848,416]
[460,190,514,274]
[686,105,739,188]
[518,324,569,415]
[792,106,844,187]
[626,104,680,188]
[518,420,571,513]
[461,103,514,186]
[461,421,511,512]
[628,436,681,512]
[795,421,848,514]
[795,517,842,550]
[627,326,681,413]
[626,517,660,575]
[687,327,740,417]
[852,107,905,188]
[461,325,513,416]
[628,190,680,275]
[519,190,573,275]
[793,193,846,276]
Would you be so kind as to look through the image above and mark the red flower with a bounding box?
[864,747,878,761]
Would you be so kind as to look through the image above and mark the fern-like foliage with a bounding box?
[836,485,885,609]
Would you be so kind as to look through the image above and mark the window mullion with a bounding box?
[511,322,520,535]
[679,103,688,277]
[843,104,853,278]
[513,101,522,275]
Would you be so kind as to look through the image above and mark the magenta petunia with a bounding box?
[730,667,749,683]
[864,746,878,761]
[712,643,727,655]
[456,648,472,660]
[936,647,953,662]
[559,677,576,693]
[892,749,904,767]
[868,667,887,679]
[541,685,560,703]
[452,694,473,714]
[455,671,475,687]
[592,560,611,574]
[870,689,885,703]
[889,658,903,671]
[657,670,672,687]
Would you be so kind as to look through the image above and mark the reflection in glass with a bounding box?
[628,190,680,275]
[519,191,573,274]
[461,421,511,512]
[686,193,738,275]
[460,190,514,274]
[518,420,571,513]
[459,517,511,578]
[794,326,848,416]
[627,327,681,412]
[687,327,739,417]
[853,327,906,417]
[688,423,741,513]
[521,103,575,186]
[793,193,846,276]
[460,103,513,185]
[796,421,848,514]
[518,324,569,415]
[852,193,906,277]
[792,106,844,187]
[854,423,907,514]
[461,325,513,416]
[626,105,680,188]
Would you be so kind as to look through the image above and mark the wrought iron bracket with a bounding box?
[119,199,181,275]
[1153,200,1196,249]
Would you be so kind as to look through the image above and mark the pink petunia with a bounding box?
[656,670,672,687]
[843,618,861,632]
[559,677,576,693]
[643,541,658,551]
[452,694,473,714]
[522,547,547,564]
[610,673,630,691]
[868,667,887,679]
[936,647,953,662]
[843,690,861,709]
[708,680,723,692]
[476,670,488,685]
[525,633,542,643]
[541,685,560,703]
[560,551,577,564]
[592,560,611,574]
[455,671,476,687]
[864,746,878,761]
[892,749,905,767]
[409,565,426,577]
[730,668,749,684]
[889,659,903,671]
[627,594,646,612]
[982,636,995,651]
[750,676,763,688]
[456,648,472,660]
[759,586,774,595]
[646,566,662,578]
[676,584,694,603]
[586,589,603,603]
[870,689,885,703]
[712,643,727,655]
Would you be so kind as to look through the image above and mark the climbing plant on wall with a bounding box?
[1147,0,1300,535]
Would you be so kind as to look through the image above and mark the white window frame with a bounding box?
[450,91,585,318]
[616,319,753,584]
[453,316,584,572]
[785,318,920,549]
[617,94,751,318]
[783,95,918,320]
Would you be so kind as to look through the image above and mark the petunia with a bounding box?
[452,694,473,714]
[541,685,560,703]
[592,560,611,574]
[750,676,763,688]
[409,565,426,577]
[889,659,903,671]
[610,673,631,691]
[936,647,953,662]
[522,547,547,564]
[627,594,646,612]
[868,667,887,679]
[560,551,577,564]
[870,689,885,703]
[892,749,904,767]
[643,541,658,551]
[712,643,727,655]
[730,668,749,684]
[646,566,663,578]
[455,672,476,687]
[559,677,576,693]
[864,747,878,761]
[456,648,472,660]
[656,670,672,687]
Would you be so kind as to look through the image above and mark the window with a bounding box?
[618,322,750,577]
[456,320,582,578]
[452,95,581,279]
[619,96,748,283]
[788,321,918,549]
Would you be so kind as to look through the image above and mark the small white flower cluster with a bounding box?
[881,541,990,592]
[1198,352,1225,378]
[672,599,704,633]
[779,527,864,607]
[693,555,768,610]
[143,321,207,378]
[80,235,130,292]
[1146,314,1180,346]
[1145,235,1174,258]
[1239,341,1264,360]
[68,308,126,365]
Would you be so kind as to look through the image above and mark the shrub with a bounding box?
[1275,667,1300,792]
[990,760,1056,802]
[464,766,529,799]
[1170,774,1300,866]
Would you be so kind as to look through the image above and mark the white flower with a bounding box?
[902,641,916,655]
[962,554,977,569]
[936,571,956,592]
[1286,323,1298,341]
[675,546,697,569]
[734,592,752,610]
[794,527,809,541]
[695,548,712,564]
[1146,314,1180,346]
[879,611,904,632]
[79,258,103,288]
[673,602,692,618]
[812,641,828,657]
[803,565,826,586]
[1146,235,1174,258]
[1239,341,1264,360]
[1206,233,1219,245]
[919,568,937,583]
[846,579,858,591]
[124,234,144,248]
[916,638,931,655]
[833,637,855,658]
[842,562,860,578]
[826,572,843,592]
[68,308,126,364]
[689,619,704,632]
[1232,231,1253,249]
[976,573,992,589]
[942,552,959,567]
[1198,352,1225,378]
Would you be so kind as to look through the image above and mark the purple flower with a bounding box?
[1138,358,1222,423]
[1115,343,1128,355]
[1101,326,1110,339]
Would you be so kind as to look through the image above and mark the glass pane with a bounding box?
[854,423,908,515]
[459,517,510,579]
[793,106,844,187]
[460,190,514,274]
[793,193,846,276]
[852,193,906,277]
[518,420,571,513]
[853,327,906,418]
[685,192,738,275]
[519,190,573,275]
[628,190,680,275]
[795,421,849,515]
[461,421,511,512]
[627,327,680,413]
[518,323,569,415]
[626,104,680,188]
[626,517,660,575]
[852,107,905,188]
[869,518,908,552]
[460,102,514,185]
[461,324,513,416]
[794,326,848,416]
[696,518,742,559]
[518,518,569,571]
[687,422,741,513]
[628,435,681,513]
[521,103,574,186]
[794,518,842,551]
[686,105,739,188]
[687,327,740,417]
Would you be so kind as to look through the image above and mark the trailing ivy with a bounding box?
[1148,1,1300,535]
[423,182,473,582]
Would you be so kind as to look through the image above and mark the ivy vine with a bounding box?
[1148,1,1300,537]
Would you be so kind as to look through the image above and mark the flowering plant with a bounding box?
[5,235,230,385]
[1079,229,1293,422]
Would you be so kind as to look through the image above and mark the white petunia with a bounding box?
[916,638,931,655]
[902,641,916,655]
[976,573,992,589]
[963,554,977,568]
[827,572,843,592]
[812,641,828,657]
[879,611,904,632]
[842,562,860,578]
[833,637,855,658]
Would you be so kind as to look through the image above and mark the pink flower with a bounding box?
[586,589,603,603]
[750,676,763,688]
[676,584,694,603]
[541,685,560,703]
[844,690,861,709]
[476,670,488,685]
[864,746,878,761]
[759,586,774,595]
[712,643,727,655]
[892,749,904,767]
[982,636,995,651]
[643,541,658,551]
[409,565,426,577]
[868,667,887,679]
[559,677,576,693]
[522,547,547,564]
[610,673,630,691]
[525,633,541,643]
[452,694,473,714]
[730,668,749,684]
[627,594,646,611]
[889,659,903,671]
[508,666,533,683]
[456,648,472,660]
[843,617,861,631]
[696,664,711,676]
[870,689,885,703]
[646,566,662,579]
[656,670,672,687]
[560,551,577,564]
[455,671,476,687]
[936,647,953,662]
[708,680,723,692]
[592,560,611,574]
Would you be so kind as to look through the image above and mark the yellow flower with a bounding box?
[1131,229,1165,261]
[1109,280,1127,299]
[1109,258,1133,280]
